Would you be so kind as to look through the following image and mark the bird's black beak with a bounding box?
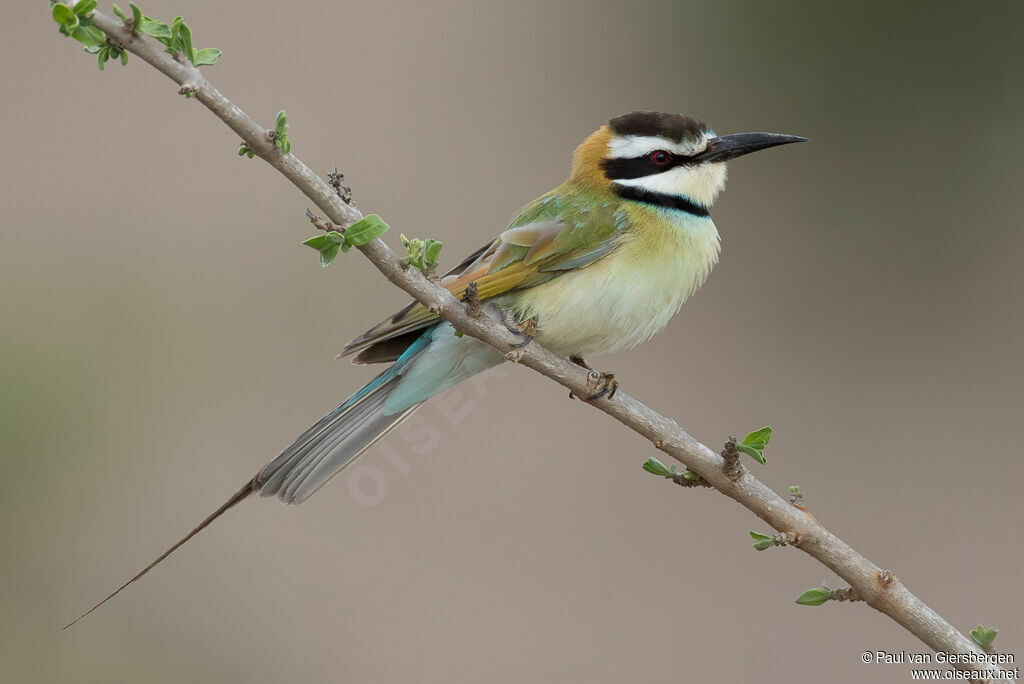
[692,132,808,163]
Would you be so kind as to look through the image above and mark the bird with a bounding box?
[65,111,805,627]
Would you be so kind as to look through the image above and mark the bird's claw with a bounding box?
[503,316,537,349]
[510,333,534,349]
[586,370,619,401]
[569,365,618,401]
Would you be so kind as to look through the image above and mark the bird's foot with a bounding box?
[503,315,538,361]
[568,356,619,401]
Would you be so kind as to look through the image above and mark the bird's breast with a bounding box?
[503,211,720,357]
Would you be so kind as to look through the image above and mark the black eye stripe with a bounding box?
[601,153,692,180]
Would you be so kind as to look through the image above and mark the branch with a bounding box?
[69,9,1006,678]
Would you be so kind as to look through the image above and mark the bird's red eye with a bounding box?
[650,150,671,165]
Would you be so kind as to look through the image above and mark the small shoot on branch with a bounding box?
[111,3,143,35]
[642,456,674,478]
[796,582,834,606]
[678,468,701,483]
[132,5,223,66]
[238,142,255,159]
[749,531,775,551]
[51,1,124,70]
[273,110,291,154]
[969,625,998,652]
[400,235,444,272]
[789,485,805,506]
[749,530,796,551]
[642,457,705,487]
[795,581,861,605]
[736,426,772,465]
[302,214,389,268]
[88,41,128,70]
[51,2,222,69]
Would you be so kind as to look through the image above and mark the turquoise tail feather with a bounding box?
[255,331,433,504]
[259,310,506,504]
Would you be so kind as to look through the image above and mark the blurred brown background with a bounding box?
[3,1,1022,682]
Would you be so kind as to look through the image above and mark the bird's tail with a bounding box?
[253,360,424,504]
[62,479,257,629]
[64,338,430,629]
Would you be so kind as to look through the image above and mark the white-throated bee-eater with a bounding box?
[66,111,805,627]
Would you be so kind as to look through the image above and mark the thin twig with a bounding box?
[75,11,1008,678]
[327,167,354,205]
[305,208,338,234]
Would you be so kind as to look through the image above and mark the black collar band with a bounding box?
[612,184,711,217]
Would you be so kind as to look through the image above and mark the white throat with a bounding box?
[613,162,729,208]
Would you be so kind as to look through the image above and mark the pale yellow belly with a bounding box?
[500,219,720,358]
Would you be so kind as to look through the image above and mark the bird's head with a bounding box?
[570,111,806,215]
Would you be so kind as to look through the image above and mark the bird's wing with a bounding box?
[340,192,625,363]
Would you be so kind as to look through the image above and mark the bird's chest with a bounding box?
[506,214,720,357]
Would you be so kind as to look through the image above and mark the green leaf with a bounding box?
[750,531,774,550]
[399,235,443,272]
[52,4,77,27]
[119,49,128,65]
[969,625,998,650]
[194,48,222,66]
[303,219,385,266]
[736,443,767,464]
[795,587,832,606]
[303,231,346,267]
[73,0,97,17]
[743,426,773,448]
[139,17,171,39]
[402,234,423,266]
[70,24,106,48]
[642,457,672,477]
[319,243,340,268]
[73,0,97,16]
[178,21,194,62]
[302,232,344,251]
[96,44,109,70]
[272,111,291,153]
[344,214,389,247]
[129,3,143,34]
[423,239,443,270]
[112,3,127,21]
